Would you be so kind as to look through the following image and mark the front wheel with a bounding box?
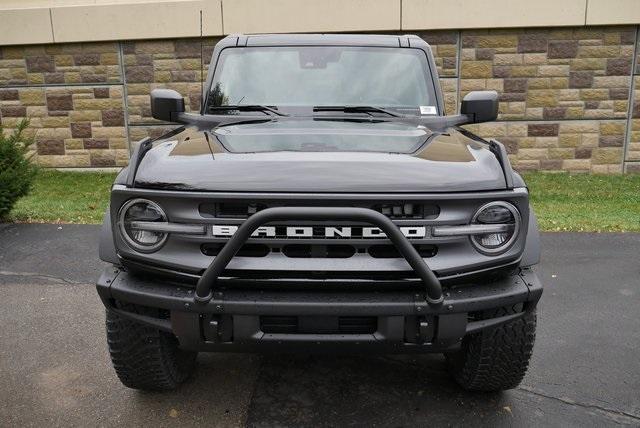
[445,306,537,392]
[106,306,197,391]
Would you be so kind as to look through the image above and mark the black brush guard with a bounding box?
[194,207,444,306]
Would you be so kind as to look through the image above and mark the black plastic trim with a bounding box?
[107,306,172,332]
[125,137,152,187]
[465,311,525,334]
[125,126,187,188]
[489,139,514,190]
[96,266,542,353]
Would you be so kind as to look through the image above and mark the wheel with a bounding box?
[105,305,197,391]
[445,306,536,392]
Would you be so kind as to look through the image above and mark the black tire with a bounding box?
[445,306,536,392]
[105,306,197,391]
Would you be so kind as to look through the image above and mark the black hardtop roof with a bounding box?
[221,33,430,48]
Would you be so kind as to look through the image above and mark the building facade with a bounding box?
[0,0,639,173]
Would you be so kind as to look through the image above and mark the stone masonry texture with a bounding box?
[0,85,127,167]
[628,76,640,165]
[625,37,640,172]
[0,27,638,172]
[122,37,220,125]
[460,27,635,121]
[0,42,121,86]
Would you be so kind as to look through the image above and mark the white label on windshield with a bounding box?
[420,106,437,115]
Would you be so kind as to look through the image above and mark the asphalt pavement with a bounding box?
[0,223,638,427]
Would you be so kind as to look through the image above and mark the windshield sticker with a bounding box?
[420,106,437,115]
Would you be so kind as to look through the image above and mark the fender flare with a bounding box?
[98,206,119,264]
[521,205,541,267]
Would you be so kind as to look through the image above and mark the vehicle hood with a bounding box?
[133,126,507,193]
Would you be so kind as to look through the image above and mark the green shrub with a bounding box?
[0,119,38,219]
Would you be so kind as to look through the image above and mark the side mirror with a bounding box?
[460,91,498,123]
[150,88,185,122]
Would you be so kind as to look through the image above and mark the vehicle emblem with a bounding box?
[211,225,427,239]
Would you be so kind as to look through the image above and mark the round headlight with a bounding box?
[470,201,521,255]
[118,199,168,252]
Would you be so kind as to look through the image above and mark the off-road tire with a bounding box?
[445,306,536,392]
[105,306,197,391]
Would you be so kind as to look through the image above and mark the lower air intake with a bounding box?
[260,316,377,334]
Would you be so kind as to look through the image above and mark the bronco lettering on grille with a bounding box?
[211,225,427,239]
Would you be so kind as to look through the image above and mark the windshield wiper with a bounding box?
[313,105,401,117]
[174,109,474,132]
[208,105,288,117]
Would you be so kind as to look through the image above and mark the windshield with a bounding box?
[207,46,437,111]
[213,120,431,153]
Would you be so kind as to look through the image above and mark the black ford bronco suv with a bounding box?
[97,34,542,392]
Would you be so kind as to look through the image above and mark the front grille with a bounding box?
[199,201,439,220]
[260,316,377,334]
[369,244,437,258]
[201,243,437,259]
[199,200,441,262]
[115,185,529,288]
[200,202,267,218]
[282,244,356,258]
[201,243,270,257]
[372,203,439,219]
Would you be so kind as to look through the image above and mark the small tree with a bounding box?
[0,119,38,219]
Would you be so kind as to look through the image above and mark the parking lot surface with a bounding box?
[0,224,638,427]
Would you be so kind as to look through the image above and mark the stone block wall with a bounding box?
[0,84,127,167]
[414,31,460,115]
[459,27,636,173]
[0,42,122,86]
[122,38,219,125]
[0,42,128,167]
[626,59,640,172]
[0,26,639,172]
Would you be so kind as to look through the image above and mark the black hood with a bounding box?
[133,124,507,193]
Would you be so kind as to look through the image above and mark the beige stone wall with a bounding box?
[624,44,640,172]
[0,86,129,167]
[465,120,626,173]
[122,38,220,125]
[1,26,639,173]
[0,42,128,167]
[459,28,634,121]
[3,0,640,45]
[0,85,127,167]
[458,27,636,173]
[0,42,121,86]
[414,31,459,115]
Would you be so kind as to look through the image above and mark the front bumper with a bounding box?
[96,267,542,353]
